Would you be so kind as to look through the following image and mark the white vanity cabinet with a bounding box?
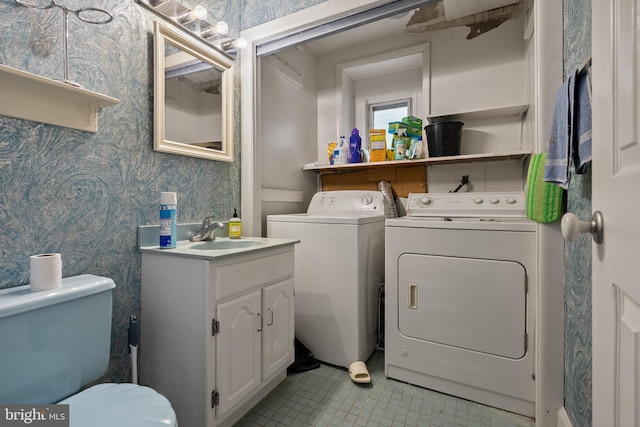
[216,278,294,416]
[140,242,296,427]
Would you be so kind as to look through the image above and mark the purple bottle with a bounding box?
[349,128,362,163]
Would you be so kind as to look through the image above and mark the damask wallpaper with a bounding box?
[563,0,592,425]
[241,0,327,29]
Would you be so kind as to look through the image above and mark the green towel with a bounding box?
[526,153,564,223]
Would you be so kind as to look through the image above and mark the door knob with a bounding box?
[561,211,604,244]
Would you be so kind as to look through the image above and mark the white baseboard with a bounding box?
[557,407,573,427]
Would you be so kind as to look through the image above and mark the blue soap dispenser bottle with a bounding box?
[349,128,362,163]
[159,192,177,248]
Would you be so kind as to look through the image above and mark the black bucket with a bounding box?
[424,121,464,157]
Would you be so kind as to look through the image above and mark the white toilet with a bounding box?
[0,274,176,426]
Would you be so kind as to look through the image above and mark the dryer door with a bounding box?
[398,254,527,359]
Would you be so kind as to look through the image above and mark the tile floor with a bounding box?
[234,351,535,427]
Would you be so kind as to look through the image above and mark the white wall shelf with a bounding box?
[0,64,120,133]
[427,104,529,123]
[303,151,531,172]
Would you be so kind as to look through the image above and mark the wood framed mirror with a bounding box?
[154,21,234,162]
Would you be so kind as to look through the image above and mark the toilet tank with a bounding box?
[0,274,116,404]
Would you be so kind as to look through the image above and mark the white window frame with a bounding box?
[369,98,412,149]
[369,98,412,129]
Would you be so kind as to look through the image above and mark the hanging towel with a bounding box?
[527,152,564,223]
[572,70,592,173]
[544,71,575,189]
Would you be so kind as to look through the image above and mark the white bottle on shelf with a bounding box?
[334,136,350,164]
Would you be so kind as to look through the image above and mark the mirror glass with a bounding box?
[154,21,234,162]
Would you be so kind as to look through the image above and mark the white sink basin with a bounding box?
[187,239,264,251]
[138,231,297,260]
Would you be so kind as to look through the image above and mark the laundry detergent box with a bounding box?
[387,121,406,135]
[369,129,387,162]
[402,115,423,138]
[389,121,421,139]
[401,115,423,128]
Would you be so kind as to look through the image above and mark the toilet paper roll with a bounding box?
[30,253,62,292]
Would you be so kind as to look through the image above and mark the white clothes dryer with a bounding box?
[385,192,537,417]
[267,191,387,368]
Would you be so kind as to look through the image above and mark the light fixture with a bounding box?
[190,4,207,20]
[137,0,244,54]
[221,37,247,53]
[234,37,248,49]
[175,3,207,23]
[215,21,228,35]
[199,20,228,39]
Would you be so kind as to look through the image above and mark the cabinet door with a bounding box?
[262,278,295,379]
[216,290,262,418]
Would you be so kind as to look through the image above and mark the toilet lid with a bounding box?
[59,383,176,427]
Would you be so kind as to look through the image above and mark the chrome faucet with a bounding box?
[190,216,224,241]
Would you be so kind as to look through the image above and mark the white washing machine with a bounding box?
[267,190,387,368]
[385,192,537,417]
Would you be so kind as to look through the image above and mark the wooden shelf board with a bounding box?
[304,151,530,173]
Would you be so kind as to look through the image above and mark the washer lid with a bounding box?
[267,212,385,225]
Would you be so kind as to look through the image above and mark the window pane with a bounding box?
[371,103,409,149]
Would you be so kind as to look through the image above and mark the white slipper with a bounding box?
[348,361,371,384]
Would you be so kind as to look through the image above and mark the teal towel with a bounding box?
[527,153,564,223]
[544,74,573,189]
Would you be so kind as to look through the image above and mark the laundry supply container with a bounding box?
[424,121,464,157]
